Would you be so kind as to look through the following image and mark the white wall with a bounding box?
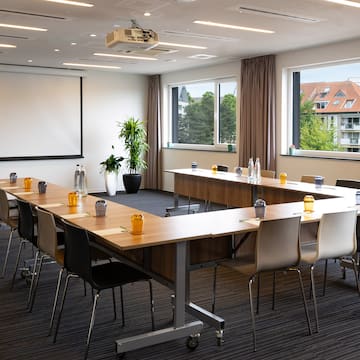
[0,70,148,192]
[276,38,360,184]
[161,61,241,191]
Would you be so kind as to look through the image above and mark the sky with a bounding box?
[301,62,360,83]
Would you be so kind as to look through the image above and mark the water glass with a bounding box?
[211,165,217,174]
[279,172,287,185]
[9,172,17,184]
[191,162,198,170]
[314,176,324,189]
[303,195,315,212]
[254,199,266,219]
[234,167,242,176]
[95,200,107,217]
[38,181,47,194]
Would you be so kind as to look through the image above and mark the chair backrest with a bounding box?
[301,175,324,184]
[17,199,37,246]
[0,189,9,222]
[36,207,58,259]
[62,220,92,283]
[217,165,229,172]
[336,179,360,189]
[317,210,357,260]
[255,216,301,272]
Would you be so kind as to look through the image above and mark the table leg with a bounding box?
[115,241,203,354]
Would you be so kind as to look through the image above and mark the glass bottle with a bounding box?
[74,164,80,192]
[248,157,254,182]
[254,157,261,182]
[78,165,88,197]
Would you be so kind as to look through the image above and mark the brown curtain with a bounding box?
[239,55,276,171]
[144,75,162,189]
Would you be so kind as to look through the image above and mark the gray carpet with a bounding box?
[0,191,360,360]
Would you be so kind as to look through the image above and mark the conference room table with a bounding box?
[0,174,359,354]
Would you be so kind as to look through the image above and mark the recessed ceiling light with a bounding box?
[144,12,151,16]
[94,53,157,61]
[193,20,274,34]
[325,0,360,8]
[158,41,207,49]
[188,54,217,59]
[44,0,94,7]
[54,48,60,52]
[90,34,96,37]
[27,59,33,63]
[0,43,16,48]
[0,23,48,32]
[71,42,77,45]
[63,62,121,69]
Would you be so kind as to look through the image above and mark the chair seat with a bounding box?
[91,262,150,290]
[300,243,317,264]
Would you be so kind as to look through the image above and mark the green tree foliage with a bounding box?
[300,95,339,151]
[177,91,236,145]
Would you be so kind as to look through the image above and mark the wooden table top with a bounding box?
[1,175,359,252]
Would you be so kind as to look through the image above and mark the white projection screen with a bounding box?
[0,70,82,160]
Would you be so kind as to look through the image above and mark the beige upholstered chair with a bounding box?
[300,210,359,333]
[0,189,18,278]
[213,216,312,351]
[28,207,65,336]
[301,175,324,184]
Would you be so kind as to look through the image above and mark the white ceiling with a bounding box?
[0,0,360,74]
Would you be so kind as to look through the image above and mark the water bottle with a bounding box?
[79,165,88,197]
[248,157,254,182]
[254,158,261,182]
[74,164,80,191]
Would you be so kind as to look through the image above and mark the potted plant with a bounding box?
[100,145,124,196]
[118,117,149,193]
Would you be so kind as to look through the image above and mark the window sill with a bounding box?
[281,152,360,161]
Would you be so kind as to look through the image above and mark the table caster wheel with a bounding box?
[186,334,200,350]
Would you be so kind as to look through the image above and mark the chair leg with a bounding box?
[272,271,276,311]
[53,273,77,343]
[322,259,328,296]
[294,268,312,335]
[120,285,125,327]
[112,287,117,320]
[1,228,15,278]
[27,250,41,308]
[148,280,155,331]
[10,239,27,289]
[48,267,64,336]
[28,254,45,312]
[256,274,260,315]
[310,265,319,333]
[85,291,100,360]
[248,275,257,352]
[350,257,360,295]
[212,265,218,313]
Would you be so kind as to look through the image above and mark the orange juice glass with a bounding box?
[131,214,144,235]
[279,172,287,185]
[211,165,217,174]
[24,177,32,190]
[68,191,79,207]
[303,195,315,212]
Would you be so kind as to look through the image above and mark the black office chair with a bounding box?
[53,220,155,359]
[216,164,229,172]
[11,199,38,294]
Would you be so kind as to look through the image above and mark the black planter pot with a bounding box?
[123,174,142,194]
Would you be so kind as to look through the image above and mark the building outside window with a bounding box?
[291,62,360,156]
[169,79,237,150]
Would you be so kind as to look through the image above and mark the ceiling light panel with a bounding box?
[237,6,321,23]
[193,20,274,34]
[0,43,16,48]
[63,62,120,69]
[94,52,157,61]
[0,23,48,31]
[44,0,94,7]
[158,41,207,49]
[325,0,360,8]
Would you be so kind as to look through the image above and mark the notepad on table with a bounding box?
[40,203,64,209]
[2,186,20,190]
[93,227,127,236]
[62,213,90,220]
[244,218,260,226]
[13,191,34,196]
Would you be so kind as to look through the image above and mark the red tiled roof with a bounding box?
[301,81,360,113]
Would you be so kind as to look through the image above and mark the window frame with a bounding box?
[286,60,360,160]
[167,77,238,151]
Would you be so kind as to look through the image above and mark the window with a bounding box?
[169,79,237,149]
[290,61,360,156]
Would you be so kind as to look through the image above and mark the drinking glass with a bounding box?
[9,172,17,184]
[131,214,144,235]
[303,195,315,212]
[279,172,287,185]
[68,192,79,207]
[211,165,217,174]
[24,177,32,190]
